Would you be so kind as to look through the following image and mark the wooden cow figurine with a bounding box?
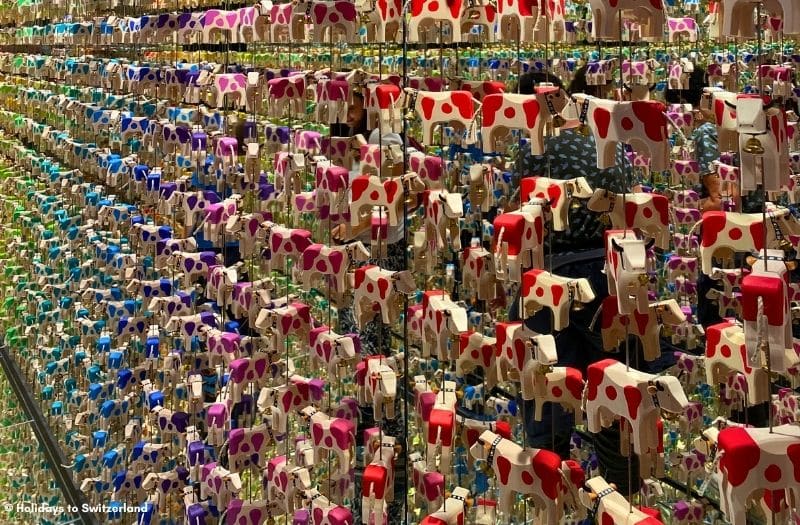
[423,189,464,254]
[717,424,800,525]
[457,331,498,388]
[574,95,669,172]
[691,209,799,274]
[520,269,596,330]
[741,250,793,374]
[520,176,593,231]
[587,0,664,39]
[419,487,470,525]
[408,0,466,43]
[410,452,444,512]
[526,361,586,424]
[413,90,476,144]
[604,230,654,315]
[584,359,689,476]
[352,265,416,327]
[736,95,789,193]
[299,406,354,477]
[492,202,547,283]
[461,246,497,301]
[470,430,585,524]
[350,172,426,227]
[579,476,664,525]
[421,290,469,360]
[361,434,397,525]
[600,297,687,361]
[426,381,458,471]
[481,88,569,155]
[705,320,770,405]
[588,189,670,249]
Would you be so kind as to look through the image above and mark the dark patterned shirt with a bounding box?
[518,129,628,251]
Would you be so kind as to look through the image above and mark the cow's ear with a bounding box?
[787,261,798,271]
[745,255,757,267]
[645,238,655,251]
[611,238,623,253]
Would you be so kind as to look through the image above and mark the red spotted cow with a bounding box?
[259,221,313,274]
[522,364,585,424]
[352,265,416,328]
[420,290,469,360]
[470,430,585,523]
[294,241,370,302]
[413,90,476,144]
[350,172,426,228]
[520,269,596,330]
[520,176,594,231]
[492,202,547,282]
[584,359,689,476]
[300,406,355,477]
[457,331,498,388]
[481,88,569,155]
[717,425,800,525]
[461,246,497,301]
[605,230,654,315]
[600,296,686,361]
[574,95,670,172]
[408,0,466,43]
[587,189,669,249]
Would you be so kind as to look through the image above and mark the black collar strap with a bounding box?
[486,435,502,467]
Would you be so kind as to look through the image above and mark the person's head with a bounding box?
[347,92,368,137]
[568,65,605,98]
[517,72,565,95]
[665,68,706,106]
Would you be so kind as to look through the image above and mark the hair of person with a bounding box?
[518,71,565,95]
[665,68,707,106]
[568,65,603,97]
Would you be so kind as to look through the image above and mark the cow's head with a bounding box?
[647,375,689,417]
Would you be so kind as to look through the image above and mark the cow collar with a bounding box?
[543,90,565,128]
[590,485,615,518]
[485,434,503,468]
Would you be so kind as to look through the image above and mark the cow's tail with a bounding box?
[588,303,603,332]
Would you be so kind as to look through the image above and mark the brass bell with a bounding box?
[552,115,566,128]
[780,238,793,252]
[404,192,416,207]
[470,183,487,206]
[571,301,586,312]
[577,124,591,137]
[638,273,650,286]
[743,136,765,155]
[599,214,611,226]
[479,461,493,476]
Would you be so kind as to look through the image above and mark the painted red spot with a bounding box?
[605,386,618,400]
[720,344,731,358]
[593,107,611,139]
[631,101,667,142]
[788,443,800,482]
[624,201,638,228]
[482,94,503,128]
[552,386,562,397]
[642,207,653,218]
[751,221,765,251]
[384,180,399,203]
[765,464,782,483]
[452,91,474,119]
[623,385,642,420]
[504,107,516,119]
[495,455,511,484]
[442,103,452,114]
[551,284,563,306]
[532,449,561,499]
[729,227,742,240]
[522,98,541,129]
[586,359,616,401]
[377,278,389,300]
[621,117,634,130]
[521,470,534,485]
[719,427,761,487]
[535,287,544,297]
[420,97,435,120]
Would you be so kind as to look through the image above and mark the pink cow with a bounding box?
[309,326,360,379]
[267,75,306,118]
[300,407,355,476]
[227,351,274,403]
[260,221,313,273]
[410,452,444,512]
[294,241,371,300]
[671,159,701,185]
[227,423,274,474]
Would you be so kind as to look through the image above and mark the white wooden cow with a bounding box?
[742,250,793,374]
[588,189,670,249]
[424,189,464,253]
[352,265,416,328]
[579,476,663,525]
[705,320,771,405]
[520,269,596,330]
[737,95,789,193]
[492,202,547,283]
[469,430,585,524]
[419,487,470,525]
[600,297,687,361]
[717,425,800,525]
[520,176,593,231]
[583,359,689,476]
[425,381,458,471]
[573,95,670,172]
[421,290,468,360]
[605,230,654,315]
